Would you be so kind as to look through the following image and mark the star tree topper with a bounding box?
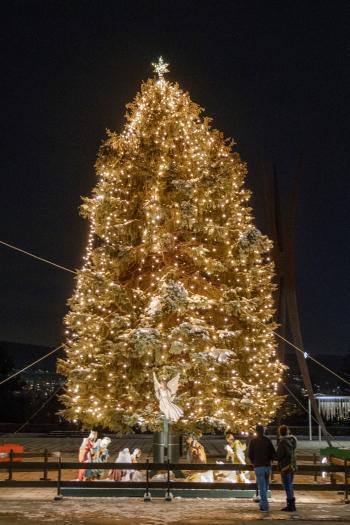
[152,56,169,80]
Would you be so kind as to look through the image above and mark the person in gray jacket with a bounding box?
[276,425,297,512]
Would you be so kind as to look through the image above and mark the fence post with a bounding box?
[54,454,62,501]
[7,449,13,481]
[345,460,349,504]
[313,453,318,483]
[40,448,50,481]
[330,456,336,485]
[144,459,151,502]
[164,459,173,501]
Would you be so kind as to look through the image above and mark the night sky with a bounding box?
[1,1,349,357]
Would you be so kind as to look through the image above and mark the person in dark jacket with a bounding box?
[248,424,276,513]
[276,425,297,512]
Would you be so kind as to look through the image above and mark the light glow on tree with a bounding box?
[58,59,285,433]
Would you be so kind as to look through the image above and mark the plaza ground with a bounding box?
[0,488,350,524]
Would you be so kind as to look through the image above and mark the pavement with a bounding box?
[0,488,350,524]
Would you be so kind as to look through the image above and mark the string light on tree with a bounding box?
[58,58,285,434]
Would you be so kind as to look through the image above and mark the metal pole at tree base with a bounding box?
[164,418,169,461]
[152,419,180,463]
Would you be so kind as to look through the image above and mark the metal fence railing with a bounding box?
[0,450,349,502]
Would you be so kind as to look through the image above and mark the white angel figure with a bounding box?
[153,372,183,422]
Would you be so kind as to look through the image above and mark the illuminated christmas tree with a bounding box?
[58,58,285,434]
